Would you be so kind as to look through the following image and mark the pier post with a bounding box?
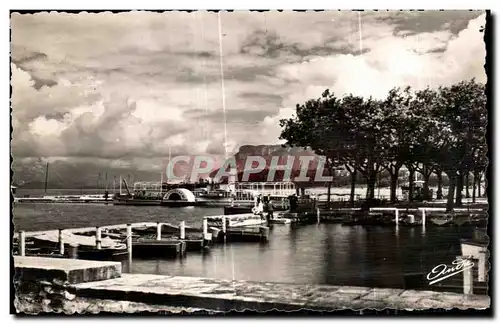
[460,256,474,295]
[96,227,102,250]
[58,229,65,255]
[395,209,399,225]
[156,222,162,241]
[126,223,132,256]
[18,231,25,256]
[421,209,426,227]
[222,216,227,243]
[203,218,208,239]
[68,245,78,259]
[316,207,320,223]
[478,251,487,282]
[180,221,186,240]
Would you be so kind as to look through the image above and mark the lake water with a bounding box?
[13,202,477,292]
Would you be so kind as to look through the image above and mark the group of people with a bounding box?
[252,193,300,221]
[253,194,274,221]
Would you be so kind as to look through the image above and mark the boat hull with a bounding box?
[113,198,162,206]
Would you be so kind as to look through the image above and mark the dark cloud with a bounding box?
[238,91,283,105]
[376,11,484,36]
[175,66,220,83]
[31,76,58,90]
[176,50,216,59]
[183,107,277,125]
[10,48,47,65]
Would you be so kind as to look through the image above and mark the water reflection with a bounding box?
[15,203,483,293]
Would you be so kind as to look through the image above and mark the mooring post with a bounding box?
[68,245,78,259]
[395,209,399,225]
[222,216,227,243]
[156,222,162,241]
[461,256,474,295]
[316,207,320,223]
[126,224,132,257]
[18,230,25,256]
[58,229,65,255]
[202,218,208,239]
[478,251,487,282]
[96,227,102,250]
[180,221,186,240]
[421,209,426,227]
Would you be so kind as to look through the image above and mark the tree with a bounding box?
[279,90,345,204]
[429,79,486,210]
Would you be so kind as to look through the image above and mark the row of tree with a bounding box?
[279,79,487,211]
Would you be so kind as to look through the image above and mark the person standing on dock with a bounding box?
[266,199,274,221]
[289,194,298,213]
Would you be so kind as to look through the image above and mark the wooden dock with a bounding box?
[14,214,275,262]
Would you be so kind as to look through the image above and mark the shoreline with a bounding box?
[14,256,490,314]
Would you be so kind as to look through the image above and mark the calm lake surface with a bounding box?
[13,201,477,291]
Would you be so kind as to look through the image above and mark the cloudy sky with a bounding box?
[11,10,486,172]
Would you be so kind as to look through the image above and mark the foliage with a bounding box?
[279,79,487,208]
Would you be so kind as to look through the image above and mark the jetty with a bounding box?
[13,256,490,314]
[14,213,275,262]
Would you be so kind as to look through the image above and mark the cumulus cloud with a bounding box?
[10,10,486,175]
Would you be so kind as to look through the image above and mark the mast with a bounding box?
[105,172,108,192]
[167,146,172,184]
[160,172,164,195]
[44,162,49,194]
[119,175,122,195]
[97,173,101,194]
[113,175,116,193]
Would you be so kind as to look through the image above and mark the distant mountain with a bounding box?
[11,145,345,189]
[208,144,332,185]
[11,158,163,189]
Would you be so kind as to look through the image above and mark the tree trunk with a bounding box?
[422,173,431,201]
[446,172,456,212]
[455,171,464,207]
[390,173,398,204]
[477,172,482,197]
[408,167,415,202]
[465,172,470,198]
[472,172,477,203]
[436,171,443,199]
[366,171,377,200]
[326,182,332,205]
[350,170,357,206]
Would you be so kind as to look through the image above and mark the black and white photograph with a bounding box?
[9,7,491,315]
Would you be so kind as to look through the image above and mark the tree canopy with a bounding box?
[279,79,487,210]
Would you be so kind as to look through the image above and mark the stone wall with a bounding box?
[13,256,490,314]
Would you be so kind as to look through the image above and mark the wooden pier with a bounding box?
[14,214,276,262]
[14,220,214,261]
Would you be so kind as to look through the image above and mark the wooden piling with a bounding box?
[395,209,399,225]
[202,218,208,240]
[316,207,320,223]
[421,209,426,227]
[222,216,227,243]
[68,245,78,259]
[96,227,102,250]
[461,257,474,295]
[126,224,132,256]
[180,221,186,240]
[478,251,487,282]
[18,230,25,257]
[58,229,65,255]
[156,222,162,241]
